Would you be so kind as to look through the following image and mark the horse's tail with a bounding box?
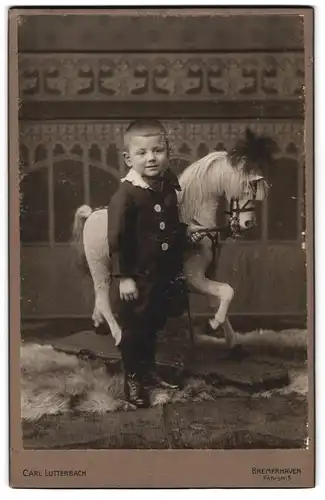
[71,205,93,275]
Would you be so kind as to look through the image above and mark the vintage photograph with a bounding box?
[12,6,313,481]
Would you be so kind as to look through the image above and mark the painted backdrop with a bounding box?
[18,12,306,320]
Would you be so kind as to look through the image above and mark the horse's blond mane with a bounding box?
[177,151,266,227]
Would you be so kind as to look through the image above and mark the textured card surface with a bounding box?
[9,7,314,488]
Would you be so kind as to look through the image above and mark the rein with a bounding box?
[193,196,257,241]
[200,179,259,240]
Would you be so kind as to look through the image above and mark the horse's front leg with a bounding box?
[184,247,237,348]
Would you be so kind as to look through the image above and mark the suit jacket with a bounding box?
[107,168,187,283]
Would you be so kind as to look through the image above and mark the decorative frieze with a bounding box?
[20,120,305,168]
[19,53,305,101]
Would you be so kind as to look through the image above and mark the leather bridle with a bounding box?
[194,180,259,241]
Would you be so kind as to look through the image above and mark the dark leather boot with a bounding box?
[124,372,149,408]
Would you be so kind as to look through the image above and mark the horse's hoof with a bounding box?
[205,321,224,338]
[123,401,137,411]
[93,322,110,336]
[226,344,249,362]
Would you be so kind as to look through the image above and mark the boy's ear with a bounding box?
[123,151,132,168]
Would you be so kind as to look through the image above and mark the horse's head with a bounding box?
[177,131,275,234]
[223,128,275,236]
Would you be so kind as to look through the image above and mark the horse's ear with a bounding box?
[230,127,278,174]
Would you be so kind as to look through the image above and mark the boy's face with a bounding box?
[123,134,169,178]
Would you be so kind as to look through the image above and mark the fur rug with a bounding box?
[21,336,308,422]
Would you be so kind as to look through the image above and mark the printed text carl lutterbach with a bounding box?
[23,469,87,477]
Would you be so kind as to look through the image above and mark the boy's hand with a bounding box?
[187,224,208,243]
[119,278,139,301]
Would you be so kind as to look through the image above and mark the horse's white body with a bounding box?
[73,151,267,347]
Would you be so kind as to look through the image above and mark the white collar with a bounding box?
[121,169,151,190]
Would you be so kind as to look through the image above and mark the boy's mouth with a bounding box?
[144,166,162,178]
[145,166,160,172]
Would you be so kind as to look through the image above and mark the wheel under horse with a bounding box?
[72,129,274,351]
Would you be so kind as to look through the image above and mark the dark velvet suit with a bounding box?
[107,169,188,374]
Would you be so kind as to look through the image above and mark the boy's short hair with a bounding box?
[123,119,169,151]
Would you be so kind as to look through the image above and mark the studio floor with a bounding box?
[20,316,309,450]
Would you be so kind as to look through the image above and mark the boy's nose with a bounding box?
[147,151,156,161]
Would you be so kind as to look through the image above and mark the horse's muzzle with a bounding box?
[244,219,257,229]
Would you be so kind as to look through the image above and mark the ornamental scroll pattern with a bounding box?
[19,120,305,169]
[19,53,305,101]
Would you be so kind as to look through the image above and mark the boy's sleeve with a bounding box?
[107,185,136,278]
[179,222,188,245]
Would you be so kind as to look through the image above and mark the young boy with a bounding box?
[107,120,204,408]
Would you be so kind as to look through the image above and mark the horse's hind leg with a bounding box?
[92,305,105,329]
[93,280,121,345]
[83,214,122,345]
[88,262,122,345]
[92,302,110,335]
[221,317,238,349]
